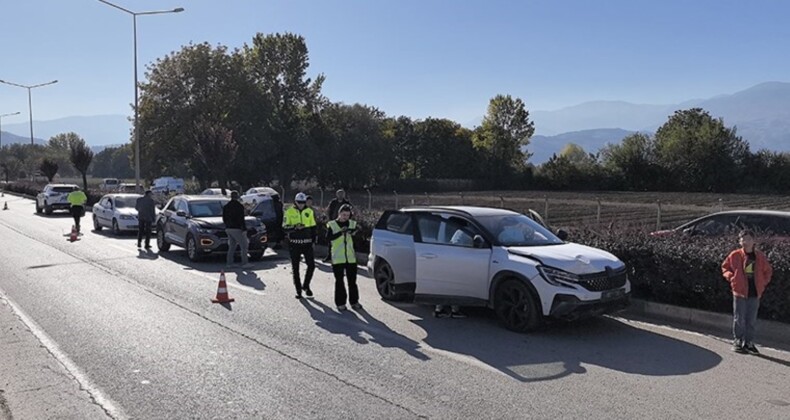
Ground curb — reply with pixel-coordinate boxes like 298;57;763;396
623;299;790;348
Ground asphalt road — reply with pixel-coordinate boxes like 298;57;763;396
1;193;790;419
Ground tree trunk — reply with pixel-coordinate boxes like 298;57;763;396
81;172;88;192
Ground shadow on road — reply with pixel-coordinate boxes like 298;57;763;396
156;249;289;275
235;270;266;290
136;249;159;260
755;353;790;368
382;303;724;383
301;299;429;361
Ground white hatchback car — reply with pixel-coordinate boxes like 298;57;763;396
241;187;279;206
368;206;631;332
92;193;143;234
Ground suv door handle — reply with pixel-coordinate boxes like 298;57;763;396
419;253;438;259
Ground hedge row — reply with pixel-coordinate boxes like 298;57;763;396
571;228;790;324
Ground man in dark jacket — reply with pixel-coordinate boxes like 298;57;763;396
135;190;157;249
223;191;250;268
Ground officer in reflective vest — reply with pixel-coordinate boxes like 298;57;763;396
67;187;88;233
325;204;361;311
283;192;317;299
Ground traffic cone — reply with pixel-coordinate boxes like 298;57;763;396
211;271;235;303
2;201;7;210
69;225;78;242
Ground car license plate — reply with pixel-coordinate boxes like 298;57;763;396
602;288;625;300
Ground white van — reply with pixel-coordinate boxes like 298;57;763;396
150;177;185;194
100;178;120;191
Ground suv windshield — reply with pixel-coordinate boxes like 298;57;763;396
476;214;563;247
188;200;229;217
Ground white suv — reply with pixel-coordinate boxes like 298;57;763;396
36;184;79;215
368;206;630;332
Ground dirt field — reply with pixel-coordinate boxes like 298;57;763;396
349;190;790;231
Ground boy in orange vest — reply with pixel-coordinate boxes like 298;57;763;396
721;230;773;354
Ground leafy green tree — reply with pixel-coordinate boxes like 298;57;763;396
472;95;535;182
39;158;59;182
1;156;22;182
91;145;134;179
413;118;479;179
600;133;662;190
63;133;93;191
244;32;324;190
191;119;238;189
654;108;749;192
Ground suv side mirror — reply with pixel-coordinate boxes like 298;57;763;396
472;234;487;249
176;210;187;217
556;229;568;241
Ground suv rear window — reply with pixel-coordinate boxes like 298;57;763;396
52;186;76;193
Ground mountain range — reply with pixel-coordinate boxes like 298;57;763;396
2;82;790;164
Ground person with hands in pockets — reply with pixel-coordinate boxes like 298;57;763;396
326;204;361;311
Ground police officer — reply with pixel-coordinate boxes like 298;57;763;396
67;187;88;233
283;192;317;299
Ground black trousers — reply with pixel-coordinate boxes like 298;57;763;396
289;243;315;293
137;220;152;246
332;263;358;306
71;206;84;230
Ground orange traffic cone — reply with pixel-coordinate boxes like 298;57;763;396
69;225;78;242
211;271;235;303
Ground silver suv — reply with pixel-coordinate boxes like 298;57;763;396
369;206;630;332
156;195;267;262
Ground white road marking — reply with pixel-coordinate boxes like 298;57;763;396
0;290;126;420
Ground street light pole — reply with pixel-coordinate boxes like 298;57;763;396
97;0;184;191
0;112;22;150
0;80;58;145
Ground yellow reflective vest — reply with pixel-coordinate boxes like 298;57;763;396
283;206;316;244
67;190;87;207
327;220;357;265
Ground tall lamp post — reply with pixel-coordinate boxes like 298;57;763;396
0;80;58;145
0;111;21;150
97;0;184;191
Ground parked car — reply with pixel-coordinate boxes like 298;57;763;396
241;187;279;206
650;210;790;239
117;183;144;194
155;195;267;262
92;193;143;234
99;178;121;191
150;177;185;195
249;196;283;245
200;188;228;196
36;184;79;215
369;206;630;332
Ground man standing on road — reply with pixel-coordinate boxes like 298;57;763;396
223;191;251;268
283;192;317;299
135;190;156;249
323;189;351;262
67;187;88;233
722;230;773;355
326;204;362;311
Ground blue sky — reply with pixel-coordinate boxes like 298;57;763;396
1;0;789;127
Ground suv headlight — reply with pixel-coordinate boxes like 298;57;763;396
119;214;136;220
197;227;219;234
538;266;580;287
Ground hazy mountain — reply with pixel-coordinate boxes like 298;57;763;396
526;128;638;164
0;131;46;146
2;115;130;147
531;102;671;136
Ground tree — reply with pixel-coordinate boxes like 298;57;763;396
600;133;662;190
413;118;480;179
91;145;134;179
1;156;22;183
191;119;238;189
472;95;535;183
39;158;59;182
654;108;749;192
63;133;94;191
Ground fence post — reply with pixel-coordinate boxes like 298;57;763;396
718;198;723;212
544;195;549;224
366;188;372;210
425;192;430;205
596;198;601;228
319;187;325;208
459;192;464;205
499;196;505;208
656;200;662;231
279;186;286;200
394;190;399;209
